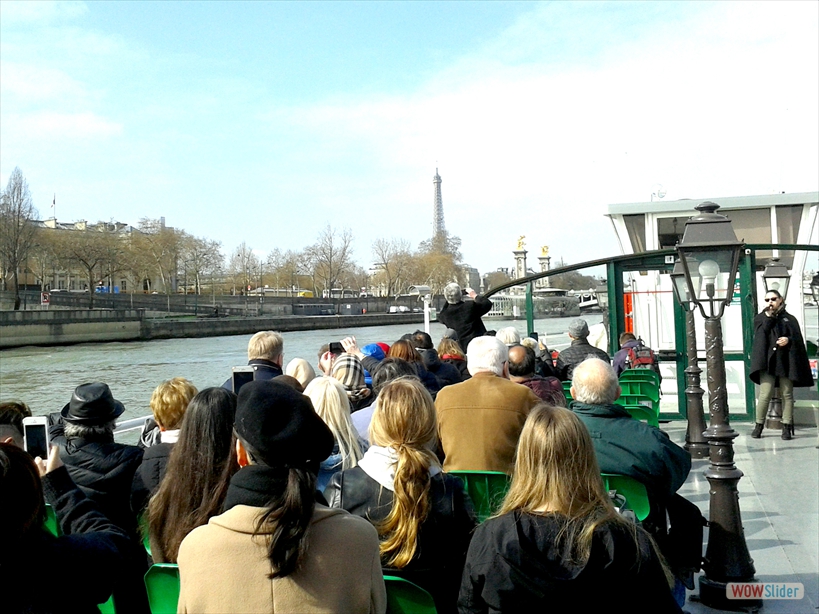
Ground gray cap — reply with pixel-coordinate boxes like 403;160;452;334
567;318;589;338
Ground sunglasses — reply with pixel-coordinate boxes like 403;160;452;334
765;297;779;302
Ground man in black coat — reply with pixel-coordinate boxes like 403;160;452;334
221;330;285;391
412;330;462;387
555;318;611;381
436;283;492;353
749;290;813;439
51;382;149;613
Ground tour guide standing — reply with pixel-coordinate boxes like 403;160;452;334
437;283;492;353
749;289;813;440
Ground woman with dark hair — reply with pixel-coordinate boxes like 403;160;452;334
749;289;813;440
459;404;680;613
325;377;476;613
148;387;239;563
387;339;441;395
1;442;129;613
177;380;386;613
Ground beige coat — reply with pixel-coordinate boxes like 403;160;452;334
435;372;540;473
177;504;386;614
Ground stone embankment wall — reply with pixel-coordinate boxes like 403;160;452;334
0;310;143;348
0;310;425;348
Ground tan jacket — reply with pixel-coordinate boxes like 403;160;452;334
177;504;386;614
435;372;540;473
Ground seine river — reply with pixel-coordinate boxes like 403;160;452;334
0;315;602;432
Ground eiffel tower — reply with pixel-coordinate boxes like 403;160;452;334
433;168;445;238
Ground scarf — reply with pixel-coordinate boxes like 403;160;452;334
223;464;290;510
357;444;441;492
331;355;372;403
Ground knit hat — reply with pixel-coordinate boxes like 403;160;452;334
331;354;372;403
285;357;316;388
234;380;333;467
567;318;589;339
375;342;390;355
61;383;125;425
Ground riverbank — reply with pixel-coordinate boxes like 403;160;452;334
0;309;425;349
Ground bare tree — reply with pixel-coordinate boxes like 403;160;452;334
135;218;182;293
51;226;109;309
228;242;259;294
304;226;354;295
182;235;223;294
371;237;413;296
0;168;39;309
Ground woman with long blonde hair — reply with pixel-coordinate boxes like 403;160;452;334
458;403;680;613
324;377;476;614
304;377;367;491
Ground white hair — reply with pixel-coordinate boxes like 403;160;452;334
495;327;521;346
571;358;620;405
444;283;462;305
467;336;508;377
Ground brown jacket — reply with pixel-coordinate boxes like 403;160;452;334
177;504;386;614
435;372;540;474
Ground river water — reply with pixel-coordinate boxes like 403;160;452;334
0;315;602;428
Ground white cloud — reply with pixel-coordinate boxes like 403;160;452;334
0;1;88;25
10;112;123;140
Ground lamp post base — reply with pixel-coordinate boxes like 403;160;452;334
699;576;762;612
684;440;710;458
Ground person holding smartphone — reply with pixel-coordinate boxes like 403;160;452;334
749;290;813;440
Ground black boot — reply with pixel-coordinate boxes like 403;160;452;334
751;423;763;438
781;423;792;440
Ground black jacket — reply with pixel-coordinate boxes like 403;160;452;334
459;511;681;614
58;437;144;536
419;348;463;387
324;467;477;614
437;296;493;353
220;358;283;391
556;339;611;381
130;442;174;515
749;308;813;387
3;466;130;614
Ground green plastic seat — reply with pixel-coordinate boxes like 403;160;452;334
447;470;510;523
619;403;660;428
43;503;60;537
98;595;116;614
144;564;180;614
138;511;151;557
618;380;660;404
619;368;660;387
615;394;659;415
562;380;573;403
601;473;651;522
384;575;437;614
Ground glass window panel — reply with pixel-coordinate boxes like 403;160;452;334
725;208;772;261
624;214;646;253
657;216;686;249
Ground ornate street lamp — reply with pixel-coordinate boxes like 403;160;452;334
676;202;759;610
670;257;709;459
761;257;790;299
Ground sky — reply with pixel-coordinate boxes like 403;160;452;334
1;1;818;276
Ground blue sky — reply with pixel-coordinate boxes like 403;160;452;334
2;1;817;275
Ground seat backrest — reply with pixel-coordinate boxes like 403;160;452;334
383;575;438;614
615;394;659;414
562;380;573;402
601;474;651;522
43;503;60;537
138;511;151;556
144;564;180;614
619;368;659;386
619;404;659;428
447;470;510;523
618;379;660;403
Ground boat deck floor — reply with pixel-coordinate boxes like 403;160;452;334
659;421;819;613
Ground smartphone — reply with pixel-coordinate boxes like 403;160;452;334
231;366;255;394
329;341;344;355
23;416;50;459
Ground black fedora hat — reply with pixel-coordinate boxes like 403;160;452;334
61;383;125;425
